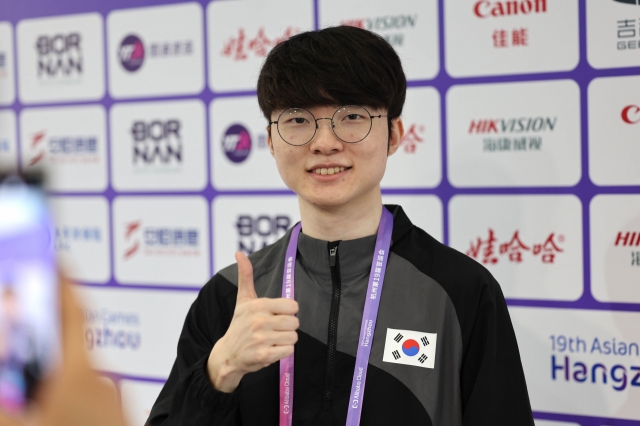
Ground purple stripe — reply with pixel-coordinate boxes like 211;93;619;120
279;223;301;426
345;207;393;426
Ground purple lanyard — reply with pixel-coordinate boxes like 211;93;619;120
279;207;394;426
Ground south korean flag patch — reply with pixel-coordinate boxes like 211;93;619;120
382;328;437;369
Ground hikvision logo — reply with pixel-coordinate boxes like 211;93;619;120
468;117;557;134
27;130;99;166
341;15;417;47
615;231;640;246
622;105;640;124
474;0;547;18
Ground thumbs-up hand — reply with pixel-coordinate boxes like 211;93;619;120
207;252;299;392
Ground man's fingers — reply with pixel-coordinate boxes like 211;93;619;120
271;314;299;331
266;345;295;363
259;298;298;315
270;331;298;346
235;252;257;302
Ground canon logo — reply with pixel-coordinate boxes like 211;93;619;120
474;0;547;18
621;105;640;124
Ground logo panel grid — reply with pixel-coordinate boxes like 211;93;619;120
0;0;638;423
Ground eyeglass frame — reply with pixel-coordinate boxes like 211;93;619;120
268;105;388;147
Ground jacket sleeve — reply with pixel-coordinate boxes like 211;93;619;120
460;276;534;426
146;274;241;426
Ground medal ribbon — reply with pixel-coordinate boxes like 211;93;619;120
279;207;394;426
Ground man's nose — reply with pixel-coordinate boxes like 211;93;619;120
309;118;342;153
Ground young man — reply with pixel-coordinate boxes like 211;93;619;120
147;26;534;425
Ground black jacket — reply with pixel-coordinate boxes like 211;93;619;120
147;205;534;426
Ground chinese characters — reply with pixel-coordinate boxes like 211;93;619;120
466;228;564;264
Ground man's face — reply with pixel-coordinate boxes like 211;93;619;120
267;105;403;209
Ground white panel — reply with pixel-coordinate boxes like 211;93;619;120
534;421;580;426
0;21;15;105
20;105;108;192
120;380;164;426
0;109;17;172
590;195;640;303
79;287;196;378
110;99;207;191
207;0;314;92
113;196;210;286
587;0;640;69
447;80;581;188
382;87;441;189
319;0;439;81
50;196;110;284
589;76;640;186
449;195;583;300
445;0;579;77
212;195;300;272
210;96;286;190
511;307;640;420
107;3;205;98
382;194;443;243
17;13;104;103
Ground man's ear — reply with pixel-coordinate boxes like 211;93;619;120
387;117;404;157
266;124;275;156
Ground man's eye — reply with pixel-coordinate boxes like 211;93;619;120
345;114;364;121
293;117;308;124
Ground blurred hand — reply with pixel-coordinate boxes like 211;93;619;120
207;252;299;392
0;276;127;426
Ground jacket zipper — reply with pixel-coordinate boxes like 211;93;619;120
323;242;341;412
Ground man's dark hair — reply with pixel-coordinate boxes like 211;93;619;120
257;26;407;135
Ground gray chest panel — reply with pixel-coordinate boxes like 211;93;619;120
217;236;463;426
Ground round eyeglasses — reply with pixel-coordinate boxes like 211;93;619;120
269;105;387;146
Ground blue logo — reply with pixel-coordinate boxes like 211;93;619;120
222;124;252;163
119;35;145;72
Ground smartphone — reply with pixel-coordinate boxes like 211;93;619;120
0;174;59;414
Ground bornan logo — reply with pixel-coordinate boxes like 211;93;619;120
27;130;99;166
466;228;565;264
223;124;251;163
123;220;200;260
131;119;182;166
474;0;547;18
341;14;418;47
237;214;290;255
36;33;82;80
119;34;145;72
622;105;640;124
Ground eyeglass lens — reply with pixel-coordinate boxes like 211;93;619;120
277;106;373;146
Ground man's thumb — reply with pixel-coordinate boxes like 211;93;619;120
235;251;257;301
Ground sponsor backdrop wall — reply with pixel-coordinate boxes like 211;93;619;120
0;0;639;425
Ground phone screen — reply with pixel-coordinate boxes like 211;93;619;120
0;175;59;413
